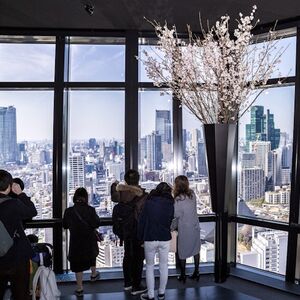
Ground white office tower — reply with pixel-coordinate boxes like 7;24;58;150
240;167;265;201
250;141;271;178
265;186;290;205
200;241;215;262
97;242;124;268
106;161;125;181
69;153;86;191
240;228;288;275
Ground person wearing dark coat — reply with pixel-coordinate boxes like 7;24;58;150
63;187;101;297
138;182;174;300
111;169;148;296
0;170;37;300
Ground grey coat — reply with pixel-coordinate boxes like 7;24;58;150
174;192;200;259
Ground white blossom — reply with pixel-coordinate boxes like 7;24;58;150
138;7;285;124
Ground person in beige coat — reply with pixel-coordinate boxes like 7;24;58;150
173;175;201;283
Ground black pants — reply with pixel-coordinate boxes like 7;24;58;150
0;260;30;300
123;239;144;289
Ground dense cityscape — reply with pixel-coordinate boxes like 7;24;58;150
0;103;291;274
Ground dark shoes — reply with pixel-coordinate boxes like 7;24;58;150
74;289;83;297
158;293;165;300
177;275;186;283
131;284;148;295
90;271;100;282
189;271;200;281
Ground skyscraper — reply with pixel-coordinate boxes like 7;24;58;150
69;153;86;191
197;141;208;176
245;106;280;151
240;167;265;201
155;110;171;144
0;106;17;163
146;132;162;170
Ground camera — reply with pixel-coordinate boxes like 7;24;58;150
84;3;94;16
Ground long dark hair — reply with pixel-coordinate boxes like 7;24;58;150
73;187;88;204
173;175;193;199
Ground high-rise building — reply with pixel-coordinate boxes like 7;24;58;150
264;109;280;150
240;229;288;275
155;110;171;144
240;167;265;201
89;138;97;150
146;132;162;170
245;106;280;151
252;229;288;275
191;128;202;150
250;141;271;178
265;186;290;205
197;141;208;176
69;153;86;191
139;137;147;165
0;106;17;163
241;153;256;168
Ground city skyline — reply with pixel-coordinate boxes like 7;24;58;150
0;37;296;142
0;37;296;274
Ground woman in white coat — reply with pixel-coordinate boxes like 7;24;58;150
173;175;201;283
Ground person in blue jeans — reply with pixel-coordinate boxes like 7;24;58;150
138;182;174;300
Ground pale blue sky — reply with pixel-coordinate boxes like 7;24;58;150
0;37;296;142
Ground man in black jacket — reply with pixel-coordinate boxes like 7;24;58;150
0;170;37;300
111;169;148;296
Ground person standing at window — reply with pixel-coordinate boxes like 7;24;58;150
111;169;148;296
63;187;101;297
138;182;174;300
173;175;200;283
0;170;37;300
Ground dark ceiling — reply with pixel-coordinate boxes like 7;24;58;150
0;0;300;32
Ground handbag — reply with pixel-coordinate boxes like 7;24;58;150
169;231;178;253
73;208;103;242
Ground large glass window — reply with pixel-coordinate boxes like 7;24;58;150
0;37;55;81
183;108;212;214
0;91;54;220
68;37;125;82
200;222;215;263
237;86;294;222
138;90;174;188
237;224;288;275
251;35;296;79
67;90;125;217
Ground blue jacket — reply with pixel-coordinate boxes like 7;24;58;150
137;193;174;242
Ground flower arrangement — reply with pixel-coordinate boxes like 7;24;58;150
139;5;285;124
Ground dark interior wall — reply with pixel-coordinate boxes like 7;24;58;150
0;0;300;32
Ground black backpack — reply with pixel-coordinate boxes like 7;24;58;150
31;243;53;268
112;200;137;242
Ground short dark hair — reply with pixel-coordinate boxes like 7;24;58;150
73;187;88;204
13;177;25;191
0;170;13;192
124;169;140;186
